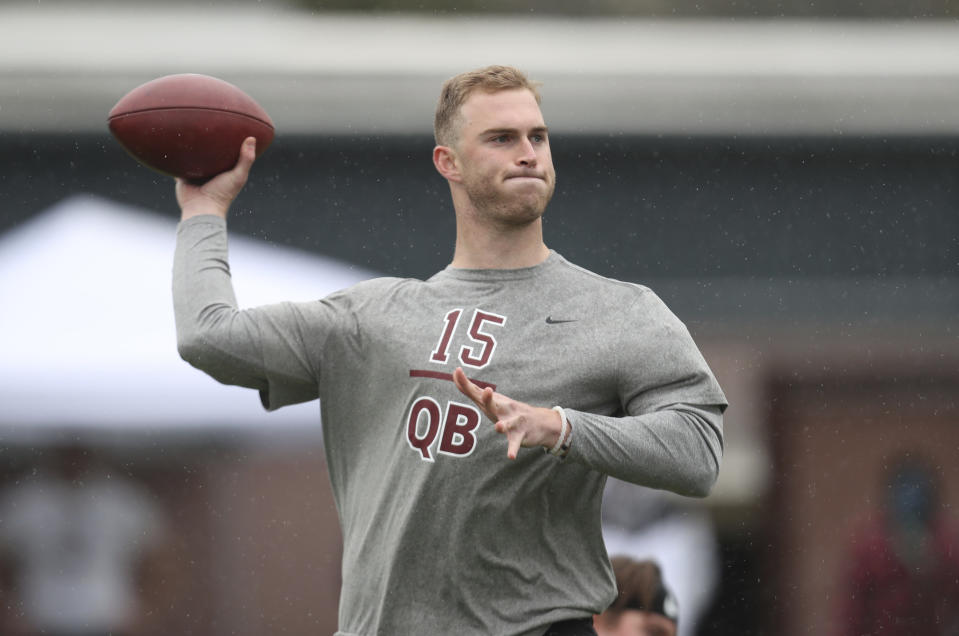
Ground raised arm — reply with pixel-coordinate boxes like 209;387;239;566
172;137;329;410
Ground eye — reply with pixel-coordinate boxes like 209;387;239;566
491;134;511;144
530;133;546;143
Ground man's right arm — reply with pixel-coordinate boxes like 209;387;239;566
172;138;329;409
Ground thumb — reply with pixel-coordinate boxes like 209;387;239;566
224;137;257;186
236;136;257;172
207;137;257;202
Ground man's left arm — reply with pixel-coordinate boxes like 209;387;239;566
454;292;726;498
564;403;723;497
570;291;726;495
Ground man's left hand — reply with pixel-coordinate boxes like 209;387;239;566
452;367;562;459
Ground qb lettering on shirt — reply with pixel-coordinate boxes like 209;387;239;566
406;308;507;462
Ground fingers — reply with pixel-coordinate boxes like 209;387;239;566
453;367;492;408
479;387;495;412
452;367;478;400
493;419;525;460
451;367;521;459
453;368;503;427
507;434;523;460
504;424;524;460
177;137;257;220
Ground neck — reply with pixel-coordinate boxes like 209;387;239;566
451;214;550;269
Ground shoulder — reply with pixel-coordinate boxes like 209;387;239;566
327;275;424;300
551;256;696;349
323;276;430;316
552;254;669;314
553;254;653;295
341;276;419;296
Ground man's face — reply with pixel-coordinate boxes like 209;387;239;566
450;88;556;226
596;610;678;636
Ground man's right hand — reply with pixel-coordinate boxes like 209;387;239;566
175;136;257;220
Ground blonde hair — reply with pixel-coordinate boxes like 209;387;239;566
433;65;542;147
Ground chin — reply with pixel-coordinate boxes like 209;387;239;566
464;181;553;224
503;204;548;226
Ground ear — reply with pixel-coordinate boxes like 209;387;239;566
433;145;462;183
591;614;608;635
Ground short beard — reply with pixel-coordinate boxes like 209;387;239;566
463;176;555;228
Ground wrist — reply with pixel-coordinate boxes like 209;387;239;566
181;201;229;221
175;179;232;221
547;406;572;458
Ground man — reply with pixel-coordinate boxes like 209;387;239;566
0;444;168;636
172;65;726;636
593;557;680;636
833;453;959;636
601;478;719;636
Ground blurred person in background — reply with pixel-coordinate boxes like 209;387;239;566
0;443;168;636
593;556;679;636
833;451;959;636
600;478;718;636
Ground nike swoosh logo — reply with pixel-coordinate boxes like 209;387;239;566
545;316;577;324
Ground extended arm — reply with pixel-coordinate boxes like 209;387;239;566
454;293;726;498
454;371;722;497
567;295;725;496
565;404;722;498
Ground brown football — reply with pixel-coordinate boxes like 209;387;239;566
108;73;274;180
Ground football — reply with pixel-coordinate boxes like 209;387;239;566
108;73;274;180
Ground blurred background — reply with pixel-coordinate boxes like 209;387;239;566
1;1;957;634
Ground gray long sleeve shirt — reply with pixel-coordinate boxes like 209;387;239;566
173;215;727;636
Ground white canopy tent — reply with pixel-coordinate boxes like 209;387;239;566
0;194;377;443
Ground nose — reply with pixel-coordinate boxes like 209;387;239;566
516;137;538;166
